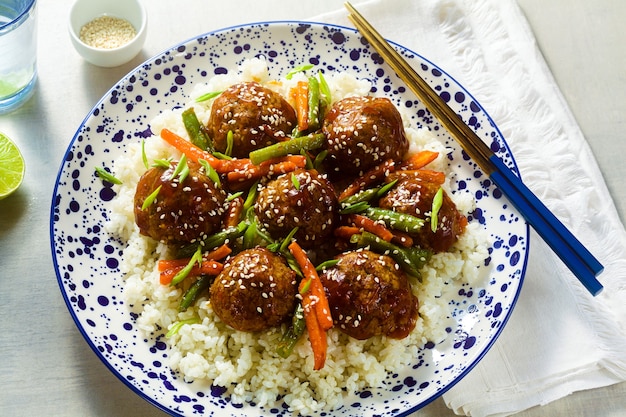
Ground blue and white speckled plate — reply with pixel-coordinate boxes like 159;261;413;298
50;22;528;417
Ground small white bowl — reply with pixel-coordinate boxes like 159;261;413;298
69;0;147;68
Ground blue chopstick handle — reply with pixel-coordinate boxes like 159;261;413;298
488;155;604;296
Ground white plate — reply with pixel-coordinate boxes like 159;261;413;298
51;21;528;416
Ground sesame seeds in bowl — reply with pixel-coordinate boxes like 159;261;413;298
68;0;147;67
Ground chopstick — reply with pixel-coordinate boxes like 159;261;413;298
345;2;604;296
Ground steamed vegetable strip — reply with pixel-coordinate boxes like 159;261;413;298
160;128;221;167
182;107;213;152
226;155;307;183
347;214;394;242
224;196;244;228
390;230;414;248
289;242;333;331
391;169;446;185
350;231;431;278
334;225;362;240
276;302;306;358
400;150;438;170
364;207;425;234
158;244;232;272
288;241;333;370
338;159;396;201
177;223;247;258
292;80;310;132
179;275;213;312
160;260;224;286
306;76;321;132
248;134;325;165
302;293;327;370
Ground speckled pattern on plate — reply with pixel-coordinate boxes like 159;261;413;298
50;21;528;417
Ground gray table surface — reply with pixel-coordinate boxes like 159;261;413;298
1;0;624;416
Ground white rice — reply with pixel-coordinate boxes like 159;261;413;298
105;58;490;415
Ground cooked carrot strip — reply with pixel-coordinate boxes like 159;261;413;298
226;155;306;183
400;150;439;170
203;244;232;262
224;196;244;228
290;241;333;331
390;169;446;185
348;214;394;242
158;244;232;271
390;230;414;247
302;294;327;370
160;260;224;285
160;129;221;168
288;241;333;369
334;225;361;240
291;80;309;132
338;159;396;201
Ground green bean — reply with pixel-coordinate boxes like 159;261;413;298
248;133;325;165
350;231;431;279
340;188;380;206
307;76;321;131
179;275;213;312
317;70;331;106
182;107;214;152
276;302;306;358
176;222;247;258
364;207;425;234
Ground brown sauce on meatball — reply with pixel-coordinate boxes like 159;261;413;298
134;161;227;245
206;82;297;158
320;250;419;340
255;168;338;248
379;172;467;252
322;96;408;178
210;248;297;332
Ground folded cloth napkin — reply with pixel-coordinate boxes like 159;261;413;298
313;0;626;416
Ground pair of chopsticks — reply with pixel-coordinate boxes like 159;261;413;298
345;2;604;295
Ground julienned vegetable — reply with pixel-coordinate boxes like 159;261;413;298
276;302;306;358
288;241;333;370
182;107;214;152
248;133;325;165
350;231;431;279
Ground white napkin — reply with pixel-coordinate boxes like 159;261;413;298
313;1;626;416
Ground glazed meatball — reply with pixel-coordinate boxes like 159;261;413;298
378;172;467;252
210;248;297;332
255;169;338;248
320;250;418;340
134;160;227;245
322;96;408;177
206;82;297;158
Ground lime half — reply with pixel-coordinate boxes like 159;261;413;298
0;132;25;199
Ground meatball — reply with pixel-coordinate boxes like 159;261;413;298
319;250;419;340
134;160;227;245
255;169;338;248
210;248;297;332
206;82;297;158
378;172;467;252
322;96;408;177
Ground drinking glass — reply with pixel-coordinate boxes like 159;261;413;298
0;0;37;114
